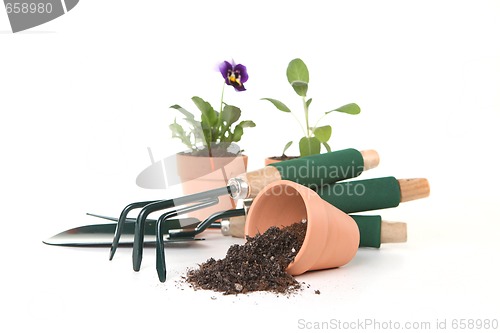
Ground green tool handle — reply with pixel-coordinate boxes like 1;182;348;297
352;215;383;248
225;214;405;248
240;148;379;199
352;215;408;248
223;214;382;243
271;148;365;185
317;176;402;213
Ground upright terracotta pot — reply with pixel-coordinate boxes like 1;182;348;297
264;156;298;166
176;153;248;221
264;157;280;166
245;180;359;275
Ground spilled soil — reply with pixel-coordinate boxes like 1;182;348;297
185;221;307;295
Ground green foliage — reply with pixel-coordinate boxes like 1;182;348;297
260;98;291;113
299;137;321;157
282;141;293;156
170;97;255;154
262;58;360;157
327;103;361;115
287;58;309;96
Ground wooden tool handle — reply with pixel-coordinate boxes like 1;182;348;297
398;178;430;202
241;166;282;199
239;149;378;199
360;149;380;170
228;216;246;238
381;221;407;243
227;215;407;247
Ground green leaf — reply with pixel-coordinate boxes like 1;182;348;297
291;81;308;97
261;98;291;113
323;141;332;152
299;136;321;157
200;114;212;145
170;104;195;120
192;96;218;126
286;58;309;85
177;113;202;135
326;103;361;115
192;125;206;145
313;125;332;143
282;141;293;156
238;120;256;128
219;131;232;143
221;105;241;126
306;98;312;108
169;121;192;148
232;125;244;142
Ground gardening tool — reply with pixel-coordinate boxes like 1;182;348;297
244;180;425;275
42;213;222;246
153;175;427;281
111;148;380;273
42;212;403;248
316;177;430;212
222;213;407;249
221;176;429;238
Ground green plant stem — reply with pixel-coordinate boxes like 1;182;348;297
312;113;327;131
219;81;226;116
290;110;307;137
207;141;212;157
217;81;227;142
303;96;310;137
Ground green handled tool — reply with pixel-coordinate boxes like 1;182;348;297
316;177;430;213
122;170;426;281
43;214;404;249
42;215;211;246
352;215;407;248
222;214;406;248
111;148;380;272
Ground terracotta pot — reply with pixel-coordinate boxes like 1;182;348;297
264;156;299;166
244;180;359;275
176;153;248;220
264;157;280;166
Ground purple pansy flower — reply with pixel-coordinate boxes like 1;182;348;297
219;60;248;91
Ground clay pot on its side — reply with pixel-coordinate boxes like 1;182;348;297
176;153;248;221
244;180;359;275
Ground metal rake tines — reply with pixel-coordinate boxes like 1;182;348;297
154;199;220;282
156;207;246;282
109;200;162;260
110;185;235;272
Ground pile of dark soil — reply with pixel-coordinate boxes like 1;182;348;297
185;221;307;295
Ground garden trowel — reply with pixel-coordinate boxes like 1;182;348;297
43;214;217;246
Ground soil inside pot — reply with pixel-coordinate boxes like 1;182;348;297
267;154;299;161
185;221;307;295
181;144;242;157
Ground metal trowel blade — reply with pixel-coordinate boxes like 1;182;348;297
43;218;202;246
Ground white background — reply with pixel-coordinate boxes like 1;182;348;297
1;1;499;332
